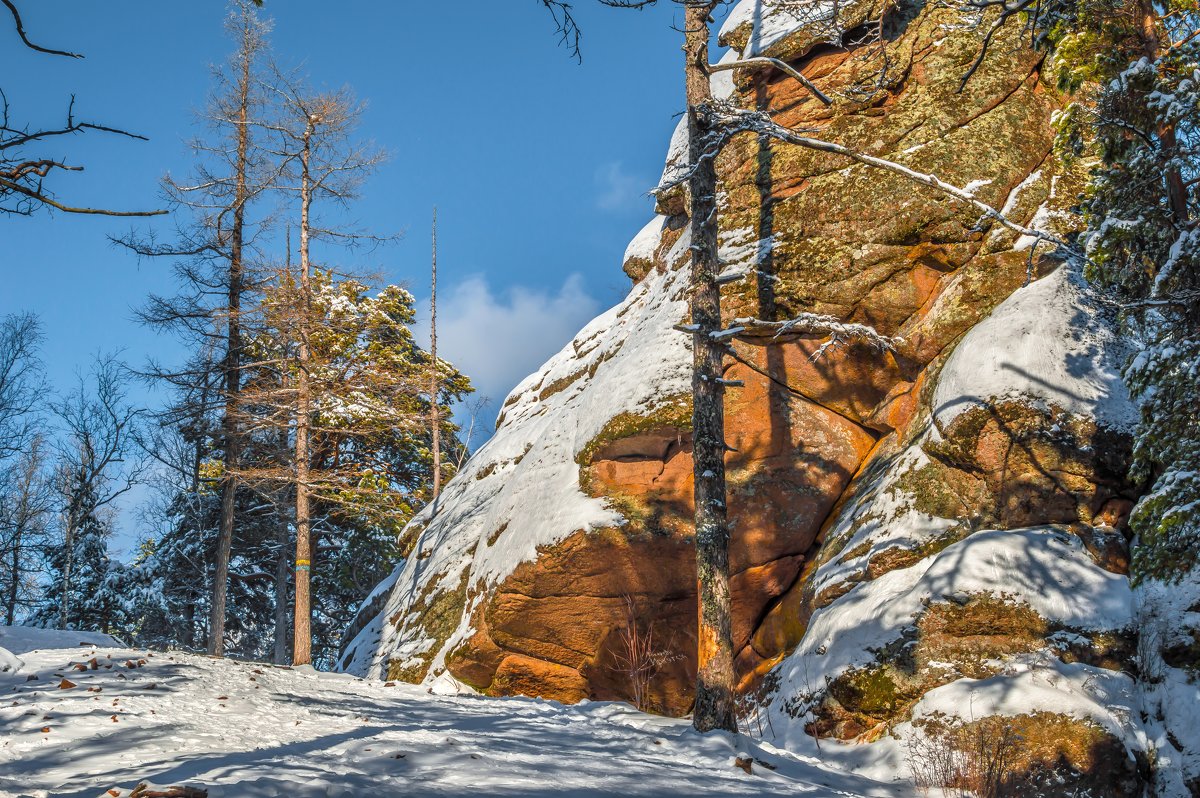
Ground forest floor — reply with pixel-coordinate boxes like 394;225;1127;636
0;626;908;798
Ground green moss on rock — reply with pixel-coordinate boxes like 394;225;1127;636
385;571;469;684
575;394;693;468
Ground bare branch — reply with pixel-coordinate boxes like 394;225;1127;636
731;313;896;357
708;56;833;105
1;0;83;58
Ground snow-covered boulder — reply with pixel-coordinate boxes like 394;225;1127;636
0;625;121;655
0;646;23;676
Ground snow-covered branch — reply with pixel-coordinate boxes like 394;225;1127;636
731;313;896;358
708;57;833;106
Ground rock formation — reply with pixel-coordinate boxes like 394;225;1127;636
342;0;1158;792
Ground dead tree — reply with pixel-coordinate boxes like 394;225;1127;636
51;355;144;629
681;0;739;734
116;0;275;656
0;1;163;217
539;0;1063;734
430;207;442;504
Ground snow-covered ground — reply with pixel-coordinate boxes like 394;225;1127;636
0;627;908;798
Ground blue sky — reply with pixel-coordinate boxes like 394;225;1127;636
0;0;718;550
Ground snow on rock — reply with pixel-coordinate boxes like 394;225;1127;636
718;0;882;60
656;51;740;198
622;215;670;281
932;262;1137;433
763;525;1134;753
905;657;1143;747
742;258;1144;782
0;637;907;798
0;625;120;654
623;215;669;266
659;117;690;192
340;240;694;681
0;646;22;675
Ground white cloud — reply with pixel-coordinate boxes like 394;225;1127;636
594;160;650;213
414;273;603;438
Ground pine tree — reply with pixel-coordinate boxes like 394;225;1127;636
1030;0;1200;580
34;474;122;633
241;267;471;665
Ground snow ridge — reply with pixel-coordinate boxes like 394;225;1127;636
933;262;1138;432
341;239;694;680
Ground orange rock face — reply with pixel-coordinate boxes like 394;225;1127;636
446;340;879;712
373;2;1139;720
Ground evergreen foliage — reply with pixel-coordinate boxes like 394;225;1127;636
1039;0;1200;580
32;474;124;634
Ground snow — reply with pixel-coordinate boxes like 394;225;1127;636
659;117;690;190
0;646;22;675
1133;570;1200;795
756;514;1137;780
802;442;957;596
903;656;1146;754
932;262;1138;432
0;636;909;798
782;526;1133;695
961;178;992;196
997;169;1042;218
623;215;668;267
0;625;120;655
711;49;740;101
341;233;695;681
1013;203;1075;251
718;226;775;276
720;0;845;58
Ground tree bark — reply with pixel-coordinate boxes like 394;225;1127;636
685;0;737;734
1139;3;1190;226
6;526;19;626
60;511;75;629
292;117;316;667
273;513;290;664
208;9;254;657
430;207;441;505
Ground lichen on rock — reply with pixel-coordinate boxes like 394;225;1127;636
342;0;1155;790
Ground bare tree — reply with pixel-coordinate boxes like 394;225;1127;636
0;312;52;625
0;434;54;625
0;313;45;466
0;1;164;217
50;354;145;629
117;0;275;656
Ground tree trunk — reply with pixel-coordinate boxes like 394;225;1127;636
6;526;19;626
1139;4;1190;225
60;512;75;629
273;513;291;664
430;207;442;505
208;11;254;657
182;601;195;650
685;0;737;734
292;119;316;667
